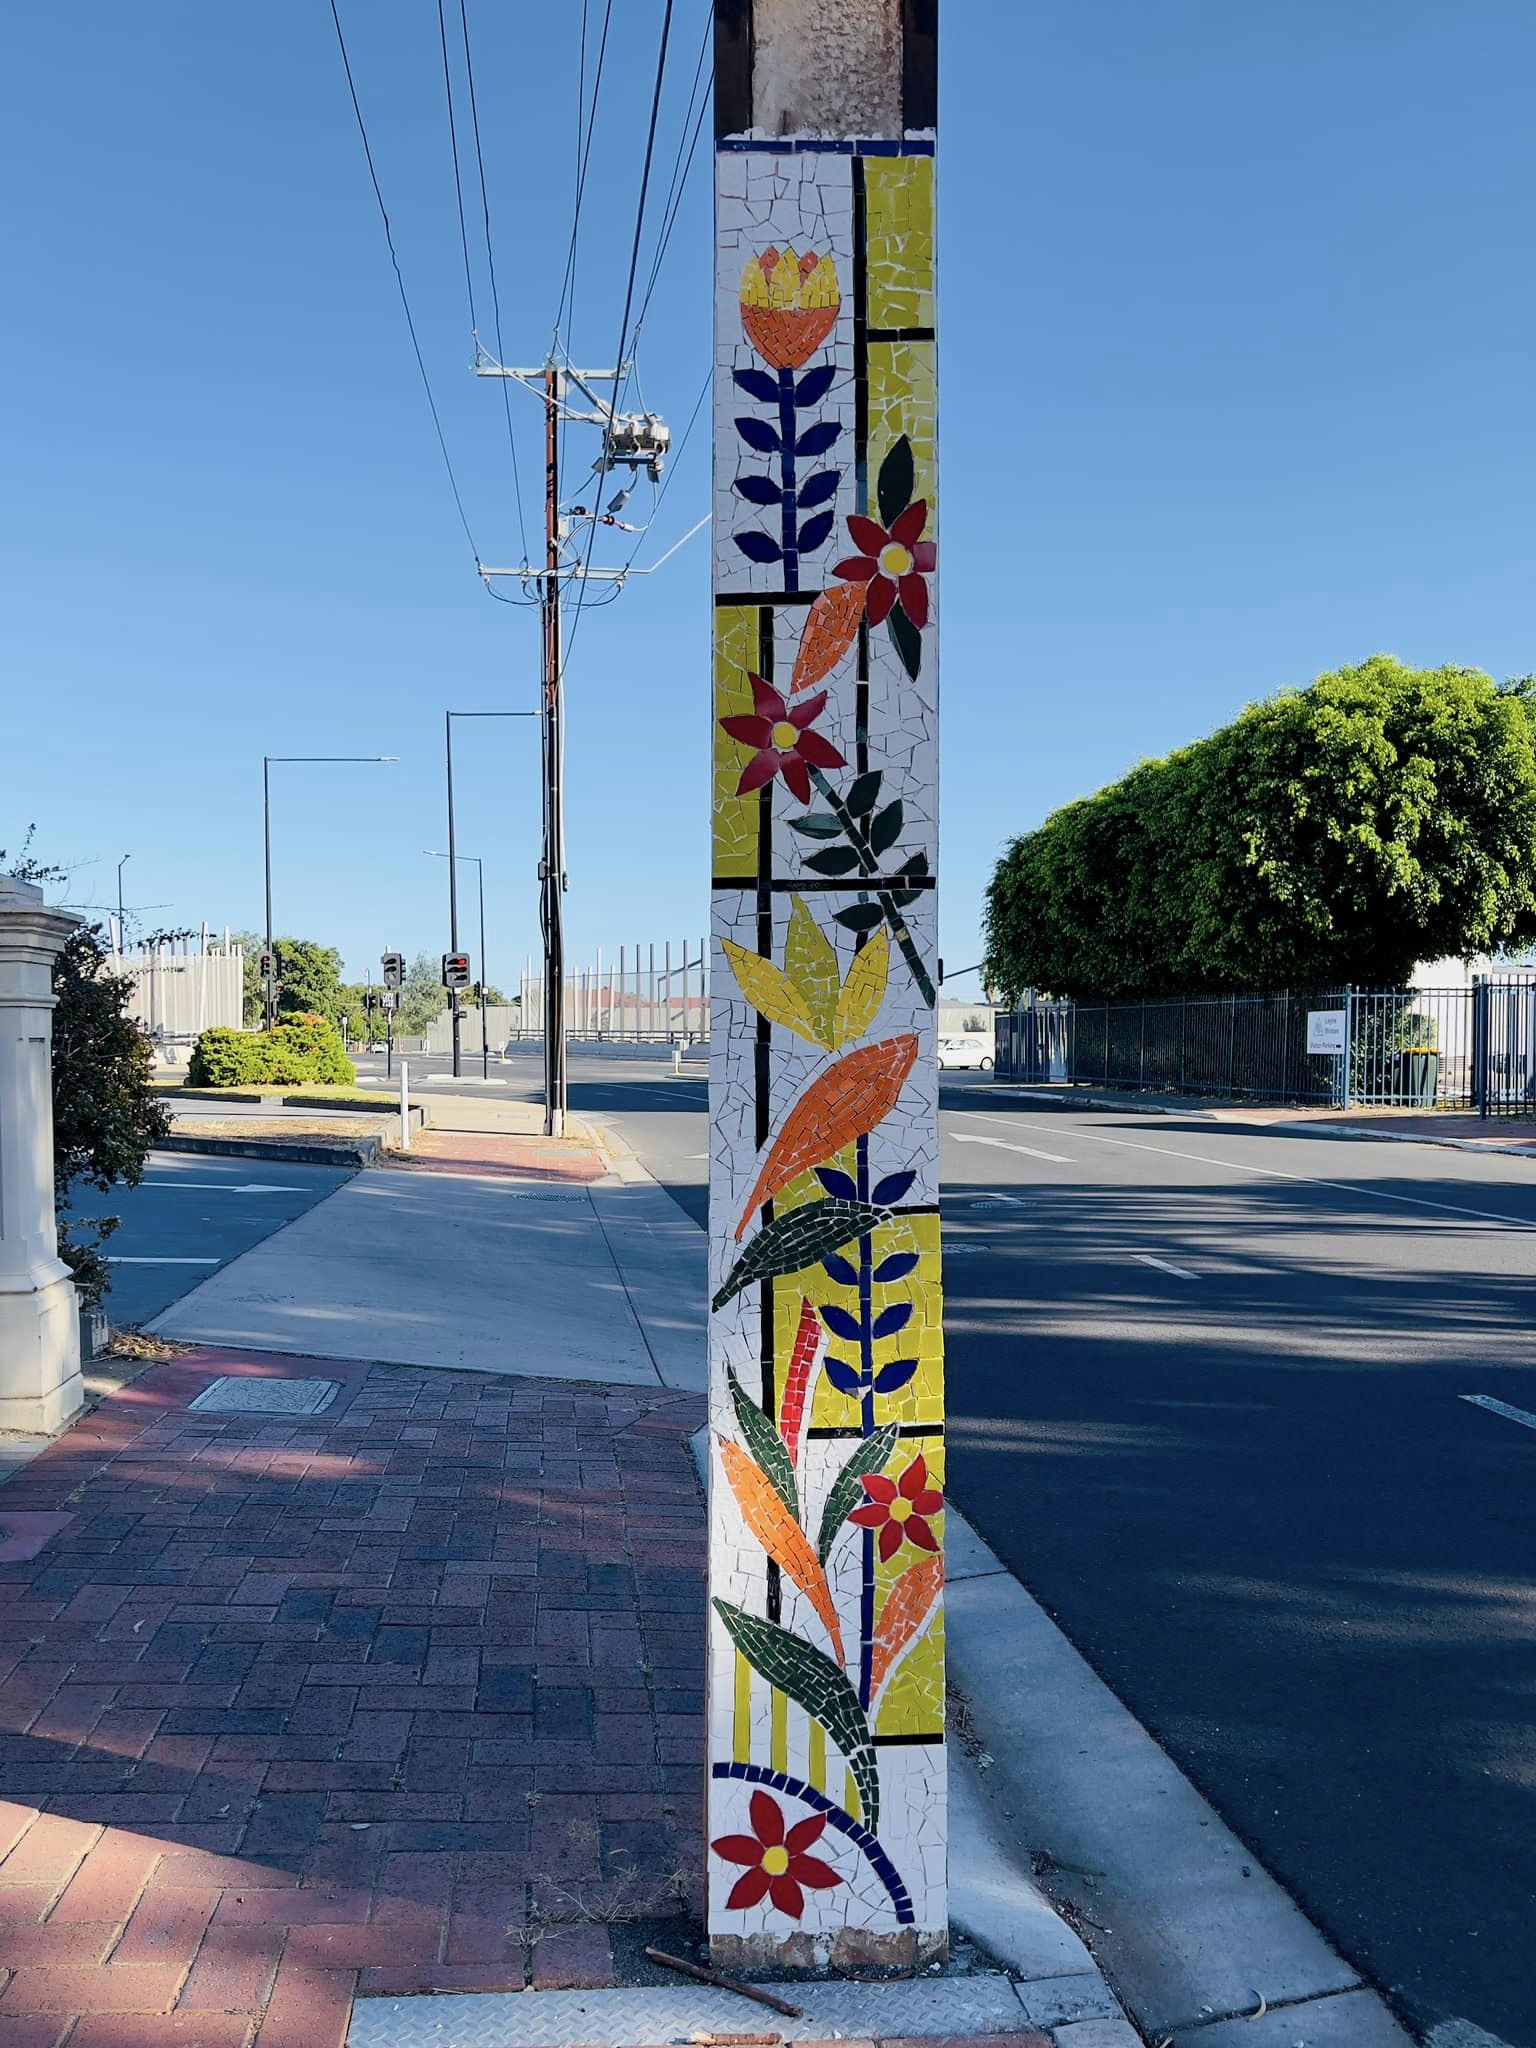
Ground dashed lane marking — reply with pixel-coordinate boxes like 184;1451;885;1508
1134;1253;1200;1280
951;1131;1070;1165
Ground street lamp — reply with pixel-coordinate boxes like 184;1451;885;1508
443;711;536;1079
262;755;397;1029
425;850;490;1079
116;854;131;953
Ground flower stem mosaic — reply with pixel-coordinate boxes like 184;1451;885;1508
710;123;943;1964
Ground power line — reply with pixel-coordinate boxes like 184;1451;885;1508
327;0;480;562
555;0;614;351
457;0;530;564
633;3;712;340
563;0;676;666
436;0;478;332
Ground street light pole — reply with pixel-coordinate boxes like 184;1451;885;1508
263;758;274;1029
445;711;462;1077
424;849;489;1078
441;711;537;1078
116;854;131;955
261;755;397;1031
477;859;489;1079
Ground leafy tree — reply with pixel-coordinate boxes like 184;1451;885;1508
397;951;450;1035
2;836;169;1306
231;931;346;1028
985;657;1536;1000
50;925;171;1306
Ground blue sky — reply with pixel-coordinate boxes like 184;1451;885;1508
4;2;1532;997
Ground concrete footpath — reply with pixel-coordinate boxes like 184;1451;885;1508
0;1110;1417;2046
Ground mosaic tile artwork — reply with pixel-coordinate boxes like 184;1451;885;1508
709;127;944;1963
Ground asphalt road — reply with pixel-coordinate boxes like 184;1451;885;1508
936;1091;1536;2048
97;1152;354;1326
183;1048;1536;2039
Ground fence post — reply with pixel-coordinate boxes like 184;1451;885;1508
1138;1000;1146;1089
1342;985;1354;1109
1472;974;1487;1118
1179;995;1187;1092
1226;995;1236;1095
1280;993;1291;1102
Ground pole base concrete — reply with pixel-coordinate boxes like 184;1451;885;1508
710;1927;947;1972
0;1273;85;1435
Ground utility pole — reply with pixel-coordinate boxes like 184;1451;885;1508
705;0;942;1970
541;367;567;1136
474;363;671;1139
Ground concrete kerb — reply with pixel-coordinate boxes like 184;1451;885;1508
154;1131;382;1167
990;1086;1221;1121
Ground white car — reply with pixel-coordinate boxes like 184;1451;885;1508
936;1035;993;1072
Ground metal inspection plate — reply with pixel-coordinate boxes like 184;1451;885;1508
189;1376;340;1415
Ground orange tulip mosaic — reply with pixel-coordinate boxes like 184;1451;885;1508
709;132;943;1965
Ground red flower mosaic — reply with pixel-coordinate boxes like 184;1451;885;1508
720;672;846;804
713;1789;844;1917
849;1452;942;1562
833;501;935;629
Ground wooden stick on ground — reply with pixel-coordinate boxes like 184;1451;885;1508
643;1947;804;2019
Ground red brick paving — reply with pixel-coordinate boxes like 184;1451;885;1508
388;1131;608;1181
0;1347;706;2046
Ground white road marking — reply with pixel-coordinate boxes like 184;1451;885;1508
1460;1394;1536;1433
957;1113;1536;1231
107;1256;221;1265
951;1131;1070;1165
141;1182;306;1194
1134;1253;1200;1280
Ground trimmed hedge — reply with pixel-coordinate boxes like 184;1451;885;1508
188;1015;355;1089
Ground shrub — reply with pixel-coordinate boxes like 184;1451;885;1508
52;925;172;1307
188;1017;355;1089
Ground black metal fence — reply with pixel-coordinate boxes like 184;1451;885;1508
993;980;1536;1116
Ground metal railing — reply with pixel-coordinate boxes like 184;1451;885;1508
994;979;1536;1116
515;938;710;1044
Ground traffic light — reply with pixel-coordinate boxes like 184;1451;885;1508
442;952;471;990
258;951;274;981
381;951;404;988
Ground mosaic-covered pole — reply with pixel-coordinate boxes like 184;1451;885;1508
708;0;943;1969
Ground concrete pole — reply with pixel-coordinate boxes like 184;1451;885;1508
707;0;942;1969
0;875;85;1434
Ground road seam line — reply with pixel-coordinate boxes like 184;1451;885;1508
957;1111;1536;1230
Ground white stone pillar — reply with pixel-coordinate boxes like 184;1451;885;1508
0;875;84;1435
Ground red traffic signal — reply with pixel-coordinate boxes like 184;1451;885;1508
442;952;471;990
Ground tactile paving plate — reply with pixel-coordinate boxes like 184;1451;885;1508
189;1375;339;1415
348;1972;1034;2048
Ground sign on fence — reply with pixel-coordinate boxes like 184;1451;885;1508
1306;1009;1348;1055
